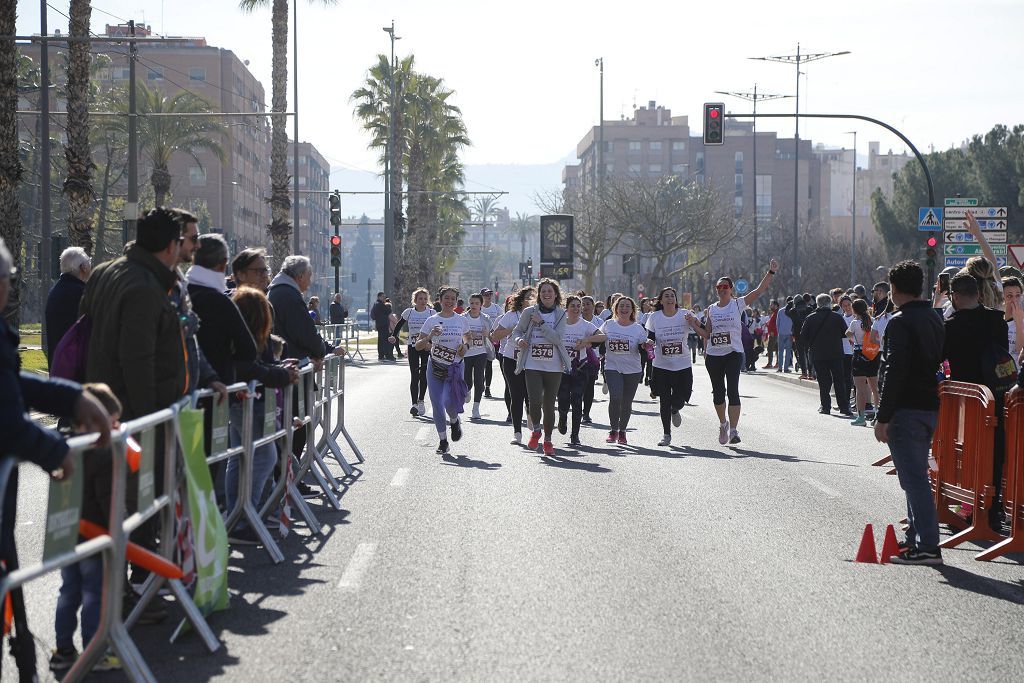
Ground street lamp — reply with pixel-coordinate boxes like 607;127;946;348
715;86;792;279
845;130;857;287
594;57;605;291
382;21;400;299
750;44;850;290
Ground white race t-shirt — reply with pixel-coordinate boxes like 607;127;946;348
561;318;599;368
419;313;469;367
600;319;648;374
645;309;693;371
705;296;747;356
481;302;504;321
401;306;434;346
842;313;856;355
524;308;564;373
598;309;612;322
462;311;492;358
874;312;894;342
496;310;521;360
847;317;873;351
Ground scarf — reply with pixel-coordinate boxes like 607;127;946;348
186;264;228;292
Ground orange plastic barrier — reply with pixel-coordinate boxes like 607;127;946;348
930;381;1002;550
78;520;184;580
977;386;1023;561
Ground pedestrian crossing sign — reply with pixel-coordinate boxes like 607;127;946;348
918;207;943;231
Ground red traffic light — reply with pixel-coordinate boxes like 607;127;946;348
709;109;719;119
926;236;938;248
330;235;341;247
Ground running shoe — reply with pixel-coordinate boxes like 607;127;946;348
527;430;541;450
484;388;493;399
605;430;618;444
512;432;522;444
49;647;78;672
409;405;418;416
671;410;682;427
450;419;463;442
850;413;867;426
617;432;627;445
718;422;729;445
569;434;581;445
228;526;263;546
581;415;592;425
889;548;942;566
658;434;672;446
436;440;450;455
542;441;555;456
602;382;609;395
417;401;425;415
472;404;482;420
729;429;741;445
558;413;568;435
506;414;512;424
95;652;123;672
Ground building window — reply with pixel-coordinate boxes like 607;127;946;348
188;67;206;82
606;163;615;175
672;140;685;152
695;152;704;173
628;163;642;175
671;163;688;175
735;152;743;173
649;141;662;152
756;175;772;217
629;141;642;153
112;67;129;80
734;196;743;217
188;166;206;186
649;163;662;174
147;67;163;81
735;173;744;197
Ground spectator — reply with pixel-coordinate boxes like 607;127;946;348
875;260;945;565
44;246;91;366
871;281;891;317
370;291;394;361
942;271;1010;530
786;294;811;378
231;247;271;293
763;300;779;369
329;293;346;325
308;296;321;325
776;297;794;373
800;293;852;416
964;255;1003;310
268;255;336;362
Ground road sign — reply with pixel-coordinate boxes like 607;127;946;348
943;243;1007;256
1010;245;1024;269
735;279;749;294
944;231;1007;243
944;255;1007;269
540;215;574;264
943;206;1008;219
943;218;1007;231
944;198;978;207
918;207;943;230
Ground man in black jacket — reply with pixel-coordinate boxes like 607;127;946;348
875;260;945;565
370;291;394;360
44;246;91;366
801;293;852;415
329;293;346;325
942;270;1010;529
786;295;812;378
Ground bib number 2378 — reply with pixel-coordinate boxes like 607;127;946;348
531;344;553;359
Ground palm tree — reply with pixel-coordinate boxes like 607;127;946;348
62;0;97;254
126;82;225;206
510;211;534;264
239;0;336;268
0;0;24;326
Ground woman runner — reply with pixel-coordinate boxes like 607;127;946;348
846;298;881;426
557;295;606;445
692;259;779;445
599;296;651;446
414;286;471;455
646;287;701;446
462;293;494;420
391;287;434;416
480;288;504;398
491;287;535;443
512;278;573;455
580;295;600;424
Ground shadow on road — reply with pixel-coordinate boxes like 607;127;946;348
539;455;612;473
935;564;1024;604
441;453;502;470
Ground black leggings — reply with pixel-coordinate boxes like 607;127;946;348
484;353;495;389
463;354;487;403
408;346;429;404
502;356;528;431
582;367;596;418
558;371;585;436
652;366;693;434
705;351;742;407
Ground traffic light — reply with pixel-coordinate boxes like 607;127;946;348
925;235;938;268
703;102;724;145
330;234;342;268
329;193;342;227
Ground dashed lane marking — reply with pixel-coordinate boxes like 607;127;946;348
390;468;410;486
415;426;432;443
337;542;377;590
802;476;841;499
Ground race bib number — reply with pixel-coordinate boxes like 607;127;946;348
531;343;554;359
471;331;485;347
608;339;631;354
431;344;456;364
661;342;684;356
710;332;732;348
566;347;580;361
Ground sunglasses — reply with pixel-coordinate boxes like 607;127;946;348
715;283;732;290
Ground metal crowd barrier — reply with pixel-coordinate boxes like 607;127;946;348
323;322;364;362
2;350;363;681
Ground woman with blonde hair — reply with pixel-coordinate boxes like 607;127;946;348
964;255;1003;310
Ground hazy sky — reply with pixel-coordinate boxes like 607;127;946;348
17;0;1024;205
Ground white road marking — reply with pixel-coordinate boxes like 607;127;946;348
337;542;377;590
415;426;432;443
390;468;410;486
802;476;840;499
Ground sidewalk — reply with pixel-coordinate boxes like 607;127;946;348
749;367;819;390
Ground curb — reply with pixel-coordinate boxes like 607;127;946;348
754;369;819;390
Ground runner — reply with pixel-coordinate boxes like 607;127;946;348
580;295;600;424
645;287;701;446
599;296;652;445
414;286;471;455
692;259;779;445
512;278;573;455
639;297;655;389
480;288;504;398
391;287;433;416
557;295;606;445
462;293;494;420
846;298;881;426
491;287;535;443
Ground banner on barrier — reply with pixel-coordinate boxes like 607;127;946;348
43;458;83;561
178;408;229;616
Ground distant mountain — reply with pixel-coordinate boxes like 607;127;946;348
329;154;575;219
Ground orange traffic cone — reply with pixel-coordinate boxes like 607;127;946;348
855;523;878;563
879;524;901;564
